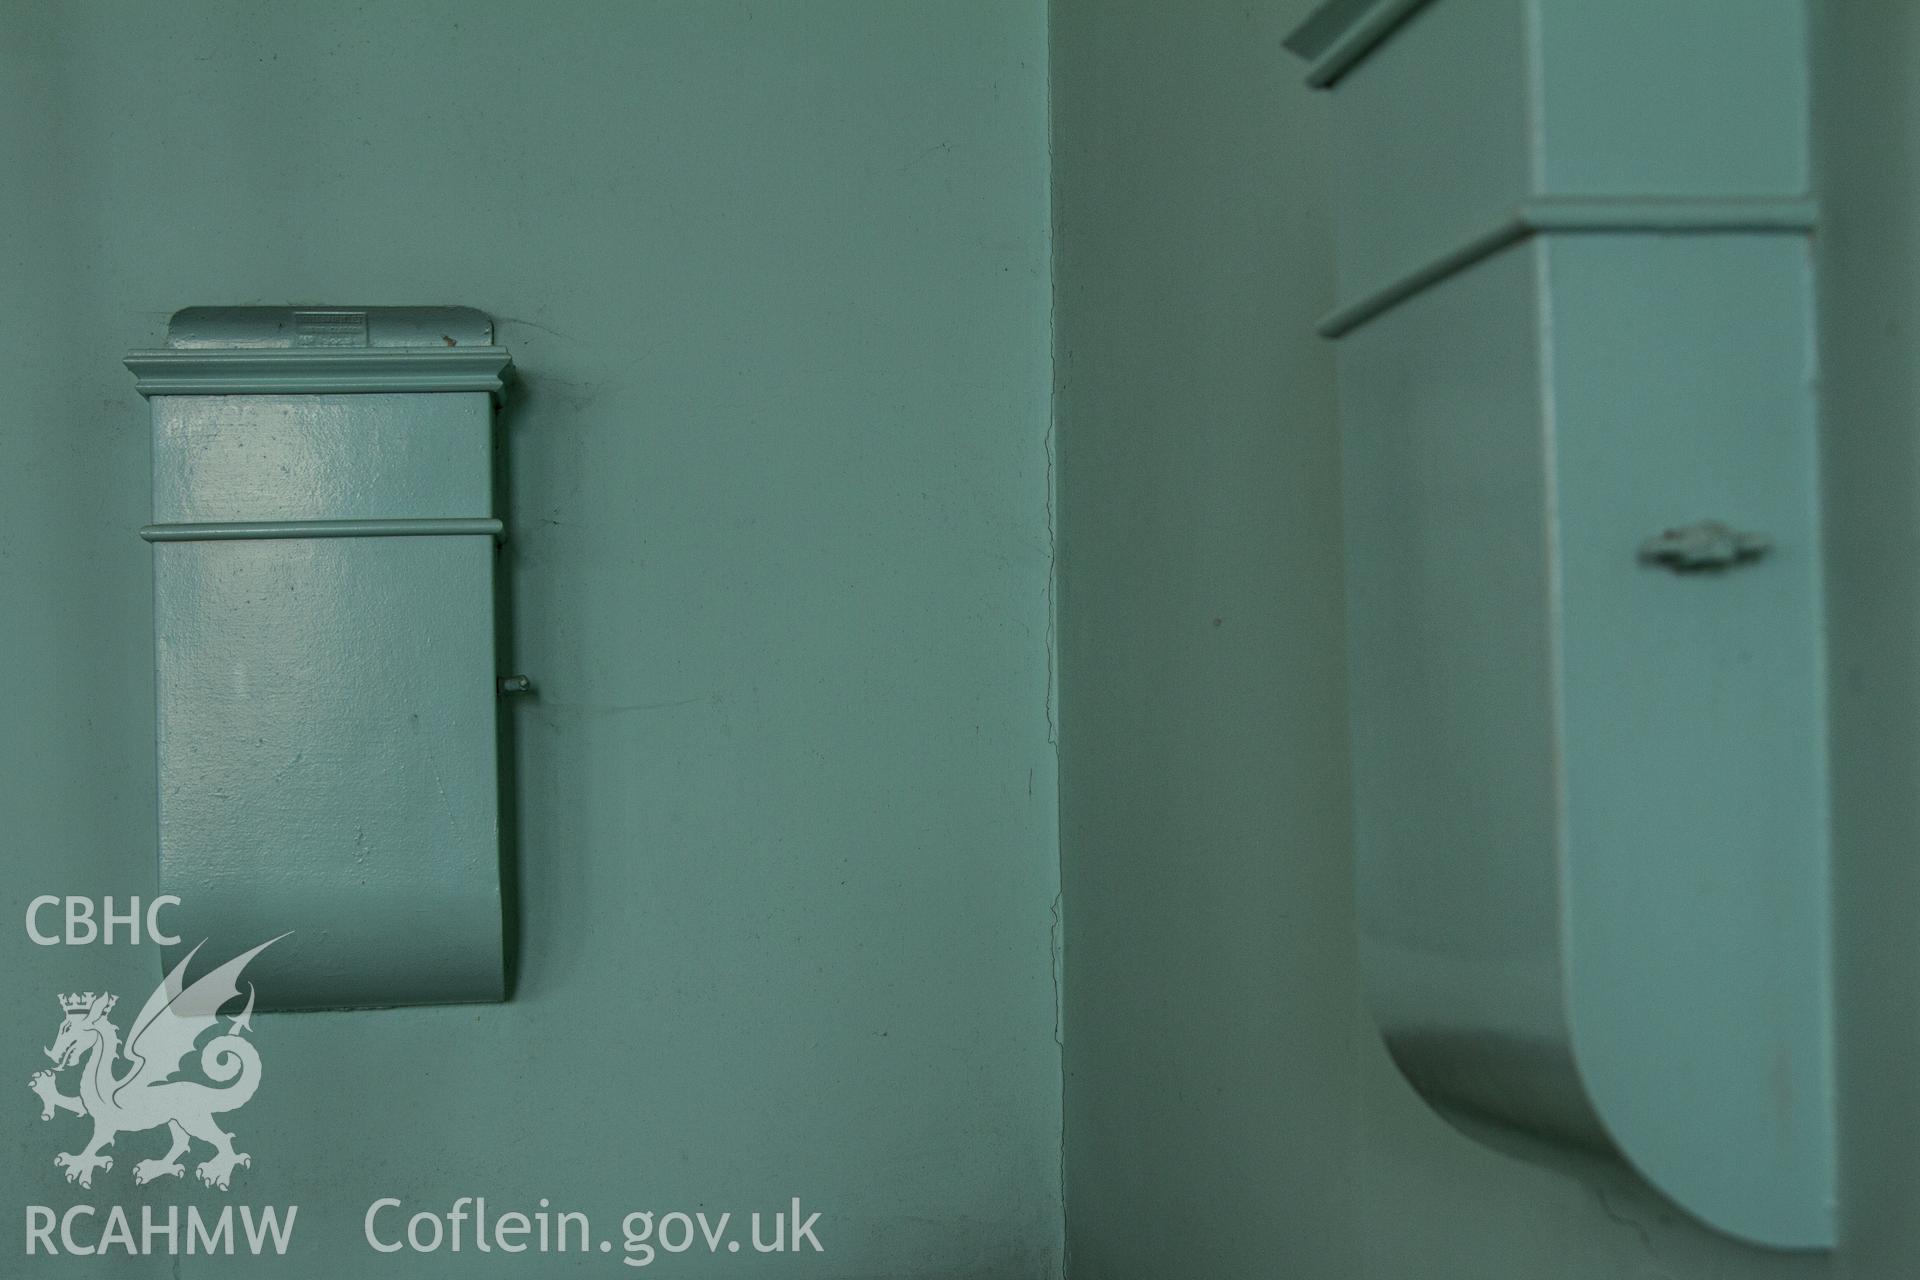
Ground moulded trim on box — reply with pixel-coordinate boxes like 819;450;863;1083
1283;0;1439;87
124;347;516;400
162;305;497;350
140;518;506;544
1316;196;1819;337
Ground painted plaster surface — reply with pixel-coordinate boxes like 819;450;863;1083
0;3;1058;1275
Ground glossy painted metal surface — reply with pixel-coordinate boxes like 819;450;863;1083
131;307;514;1011
124;348;514;397
140;518;506;542
1303;0;1809;335
1291;0;1833;1250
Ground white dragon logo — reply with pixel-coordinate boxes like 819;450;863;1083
28;936;281;1190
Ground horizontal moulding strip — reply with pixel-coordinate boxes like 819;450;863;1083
124;347;515;400
140;518;506;543
1318;197;1819;338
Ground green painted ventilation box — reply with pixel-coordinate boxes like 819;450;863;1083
1289;0;1832;1253
127;307;515;1012
1292;0;1811;336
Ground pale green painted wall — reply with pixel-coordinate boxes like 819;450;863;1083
1052;1;1843;1276
0;3;1059;1276
7;2;1912;1278
1816;4;1920;1279
1048;2;1357;1274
